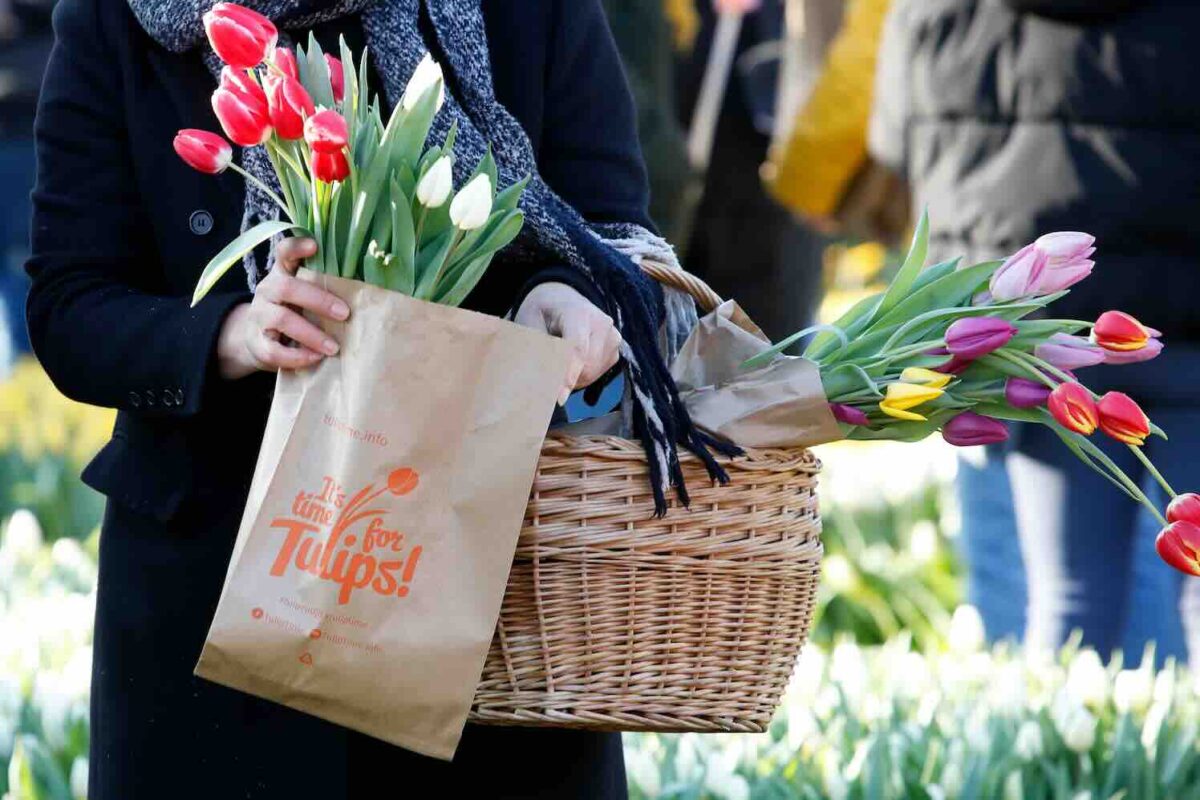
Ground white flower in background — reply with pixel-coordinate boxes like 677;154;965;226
908;520;939;563
786;708;818;749
51;537;89;576
831;640;868;698
2;509;43;561
624;746;660;797
1003;771;1023;800
0;715;14;761
1154;666;1177;706
821;752;849;800
1073;793;1093;800
941;740;965;796
674;735;702;782
965;712;990;751
448;173;492;230
948;605;985;654
416;156;453;208
704;746;749;800
1142;702;1169;751
1114;668;1154;715
926;787;946;800
990;661;1028;711
70;757;88;800
822;553;856;592
400;53;445;112
1053;695;1097;753
1066;649;1109;707
34;674;75;751
1014;720;1044;761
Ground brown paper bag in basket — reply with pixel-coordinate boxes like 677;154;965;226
195;269;571;761
672;299;841;449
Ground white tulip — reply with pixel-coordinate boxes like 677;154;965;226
948;605;986;654
401;53;446;113
1055;704;1097;753
416;156;453;208
449;173;492;230
1114;668;1154;714
70;757;88;800
1066;649;1109;707
3;509;43;561
1003;771;1023;800
624;747;660;797
1014;720;1044;760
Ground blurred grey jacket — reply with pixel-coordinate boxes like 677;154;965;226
869;0;1200;341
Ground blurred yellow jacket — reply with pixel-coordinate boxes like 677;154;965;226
766;0;892;219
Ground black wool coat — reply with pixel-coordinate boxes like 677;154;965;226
26;0;650;796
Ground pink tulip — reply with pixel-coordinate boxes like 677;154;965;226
272;47;299;81
830;403;870;427
203;3;278;70
1005;377;1052;409
266;74;314;141
212;66;271;147
990;244;1048;301
945;317;1017;359
173;129;233;175
942;411;1010;447
325;54;345;103
1035;333;1106;370
1035;231;1096;293
304;109;349;154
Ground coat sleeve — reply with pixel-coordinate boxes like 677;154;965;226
25;0;249;418
867;0;913;175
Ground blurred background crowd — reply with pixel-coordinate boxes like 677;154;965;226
7;0;1200;797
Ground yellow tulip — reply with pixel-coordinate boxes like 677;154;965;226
899;367;953;389
879;382;945;422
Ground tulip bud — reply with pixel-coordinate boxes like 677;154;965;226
203;3;278;70
304;108;349;154
879;381;944;422
311;149;350;183
899;367;952;389
1103;337;1164;365
1096;391;1151;446
1167;493;1200;526
944;317;1017;360
325;54;345;103
173;129;233;174
942;411;1009;447
1005;377;1052;409
934;355;974;375
1156;521;1200;576
266;75;314;141
990;244;1048;301
449;173;493;230
272;47;299;80
1035;333;1106;371
1034;231;1096;293
1092;310;1160;352
1048;382;1099;435
829;403;870;427
212;66;272;147
401;53;446;113
416;156;453;208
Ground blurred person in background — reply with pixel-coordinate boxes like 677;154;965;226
870;0;1200;660
0;0;55;373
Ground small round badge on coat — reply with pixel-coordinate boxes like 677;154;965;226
189;210;214;236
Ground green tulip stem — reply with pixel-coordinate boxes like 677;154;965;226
1005;349;1076;387
270;141;310;186
262;142;298;217
993;349;1056;389
414;206;428;248
428;228;465;297
228;162;290;218
1131;445;1178;500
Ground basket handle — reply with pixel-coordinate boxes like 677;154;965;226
639;260;725;314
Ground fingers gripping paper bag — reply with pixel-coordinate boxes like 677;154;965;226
196;270;572;760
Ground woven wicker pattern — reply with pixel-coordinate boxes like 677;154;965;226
469;435;823;732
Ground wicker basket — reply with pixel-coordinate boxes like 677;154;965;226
468;266;824;733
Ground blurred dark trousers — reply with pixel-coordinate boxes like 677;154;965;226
0;138;35;359
1006;345;1200;663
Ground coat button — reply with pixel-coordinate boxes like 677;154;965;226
128;391;141;408
144;389;156;407
189;210;214;236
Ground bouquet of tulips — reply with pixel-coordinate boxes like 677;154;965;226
174;3;524;307
751;214;1200;576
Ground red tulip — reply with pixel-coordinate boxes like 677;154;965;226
1096;391;1151;446
266;74;314;141
1156;521;1200;576
304;109;349;154
1093;311;1161;352
312;149;350;183
202;3;278;70
272;47;299;80
1167;493;1200;526
325;54;345;103
212;66;271;147
173;129;232;174
1048;382;1099;435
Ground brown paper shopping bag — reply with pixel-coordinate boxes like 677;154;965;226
195;269;571;760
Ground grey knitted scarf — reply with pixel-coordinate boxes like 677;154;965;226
129;0;737;511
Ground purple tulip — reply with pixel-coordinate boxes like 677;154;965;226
1005;377;1052;408
942;411;1010;447
990;244;1049;301
829;403;870;427
1034;333;1107;370
1035;231;1095;261
945;317;1018;359
1103;337;1164;365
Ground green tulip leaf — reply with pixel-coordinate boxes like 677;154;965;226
413;227;457;300
388;178;416;295
192;220;299;306
435;253;495;308
805;292;882;359
872;209;929;322
299;34;336;109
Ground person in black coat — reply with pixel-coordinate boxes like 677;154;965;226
25;0;650;796
871;0;1200;660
